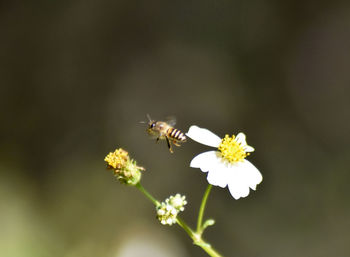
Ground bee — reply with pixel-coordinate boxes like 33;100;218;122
145;115;186;153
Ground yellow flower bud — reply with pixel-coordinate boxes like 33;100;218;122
104;148;144;186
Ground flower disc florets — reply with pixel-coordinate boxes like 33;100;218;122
156;194;187;226
104;148;144;186
166;194;187;212
105;148;129;169
218;134;249;163
156;203;178;225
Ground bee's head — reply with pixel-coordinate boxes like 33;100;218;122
149;121;156;128
146;114;155;131
144;114;158;137
147;120;156;131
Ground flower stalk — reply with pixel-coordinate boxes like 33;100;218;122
137;183;223;257
197;184;213;234
104;148;224;257
135;182;160;207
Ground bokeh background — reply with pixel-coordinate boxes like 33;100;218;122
1;1;350;257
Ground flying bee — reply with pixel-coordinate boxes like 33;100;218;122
145;115;186;153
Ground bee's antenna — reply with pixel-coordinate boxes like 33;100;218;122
139;114;152;125
146;114;152;122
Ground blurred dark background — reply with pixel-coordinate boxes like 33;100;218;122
1;1;350;257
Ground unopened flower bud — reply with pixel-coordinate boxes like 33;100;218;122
104;148;144;186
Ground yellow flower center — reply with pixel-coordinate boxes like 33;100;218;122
104;148;129;169
218;134;249;163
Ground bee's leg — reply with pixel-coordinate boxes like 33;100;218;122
173;140;181;147
156;137;160;143
166;136;174;153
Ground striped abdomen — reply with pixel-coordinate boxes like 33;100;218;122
167;127;187;142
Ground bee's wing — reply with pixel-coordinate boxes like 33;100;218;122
165;116;177;127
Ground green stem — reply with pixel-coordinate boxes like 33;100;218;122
135;182;223;257
177;216;223;257
135;182;160;206
176;217;196;239
197;243;223;257
197;184;213;233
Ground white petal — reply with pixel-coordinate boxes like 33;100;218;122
240;160;263;190
228;180;250;199
244;145;255;152
225;164;249;199
226;160;262;199
190;151;218;172
235;132;247;145
207;170;229;188
236;132;254;152
191;151;230;188
186;125;221;147
206;152;231;188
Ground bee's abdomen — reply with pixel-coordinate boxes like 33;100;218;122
167;127;186;142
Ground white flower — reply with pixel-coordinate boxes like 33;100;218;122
186;125;262;200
